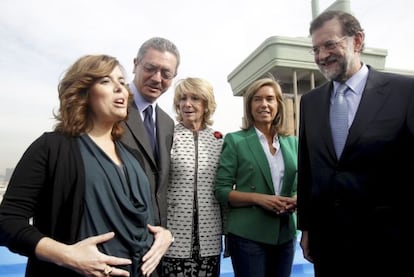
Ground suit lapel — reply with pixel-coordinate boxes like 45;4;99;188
125;101;156;165
245;128;275;194
306;69;389;161
278;137;295;195
346;69;388;149
312;83;338;159
155;106;170;163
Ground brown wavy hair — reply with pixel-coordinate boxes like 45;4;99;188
54;54;130;139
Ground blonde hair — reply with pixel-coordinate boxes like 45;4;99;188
173;77;216;127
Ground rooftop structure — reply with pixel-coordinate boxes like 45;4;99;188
227;0;414;134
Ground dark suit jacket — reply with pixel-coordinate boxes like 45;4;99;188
121;100;174;227
297;66;414;262
215;128;298;245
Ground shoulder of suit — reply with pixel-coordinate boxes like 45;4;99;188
156;106;174;122
279;135;298;142
224;128;254;141
367;67;414;88
279;135;298;149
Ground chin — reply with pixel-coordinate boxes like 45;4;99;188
322;70;342;82
116;113;127;121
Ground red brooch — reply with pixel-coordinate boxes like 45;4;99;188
213;131;223;139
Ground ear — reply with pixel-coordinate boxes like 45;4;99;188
353;31;364;53
132;58;138;74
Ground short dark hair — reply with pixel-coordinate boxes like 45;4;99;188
310;10;365;51
136;37;180;72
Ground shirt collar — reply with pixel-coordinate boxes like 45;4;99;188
254;127;280;150
130;82;156;112
333;63;369;95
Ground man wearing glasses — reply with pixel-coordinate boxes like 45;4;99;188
297;10;413;277
122;37;180;277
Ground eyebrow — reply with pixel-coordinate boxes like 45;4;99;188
145;62;173;71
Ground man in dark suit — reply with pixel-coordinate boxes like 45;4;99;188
121;37;179;276
297;10;414;277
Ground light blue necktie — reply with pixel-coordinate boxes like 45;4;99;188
330;83;349;158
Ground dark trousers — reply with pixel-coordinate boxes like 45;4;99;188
227;233;295;277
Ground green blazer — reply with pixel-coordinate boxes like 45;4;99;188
214;128;298;245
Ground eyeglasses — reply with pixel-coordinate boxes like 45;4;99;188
141;63;175;80
309;36;347;55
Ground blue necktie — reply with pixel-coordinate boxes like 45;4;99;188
330;83;349;158
144;105;157;157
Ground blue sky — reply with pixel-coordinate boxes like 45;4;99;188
1;0;413;171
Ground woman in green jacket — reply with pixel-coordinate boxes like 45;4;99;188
214;78;298;277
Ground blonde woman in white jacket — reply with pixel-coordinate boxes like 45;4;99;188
162;77;224;277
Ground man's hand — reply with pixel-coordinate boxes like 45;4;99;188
300;231;313;263
141;225;174;276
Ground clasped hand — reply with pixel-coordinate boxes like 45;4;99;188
259;194;297;214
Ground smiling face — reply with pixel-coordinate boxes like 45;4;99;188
251;85;278;128
88;65;129;127
132;48;178;103
311;18;363;82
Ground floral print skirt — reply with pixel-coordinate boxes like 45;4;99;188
162;255;220;277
